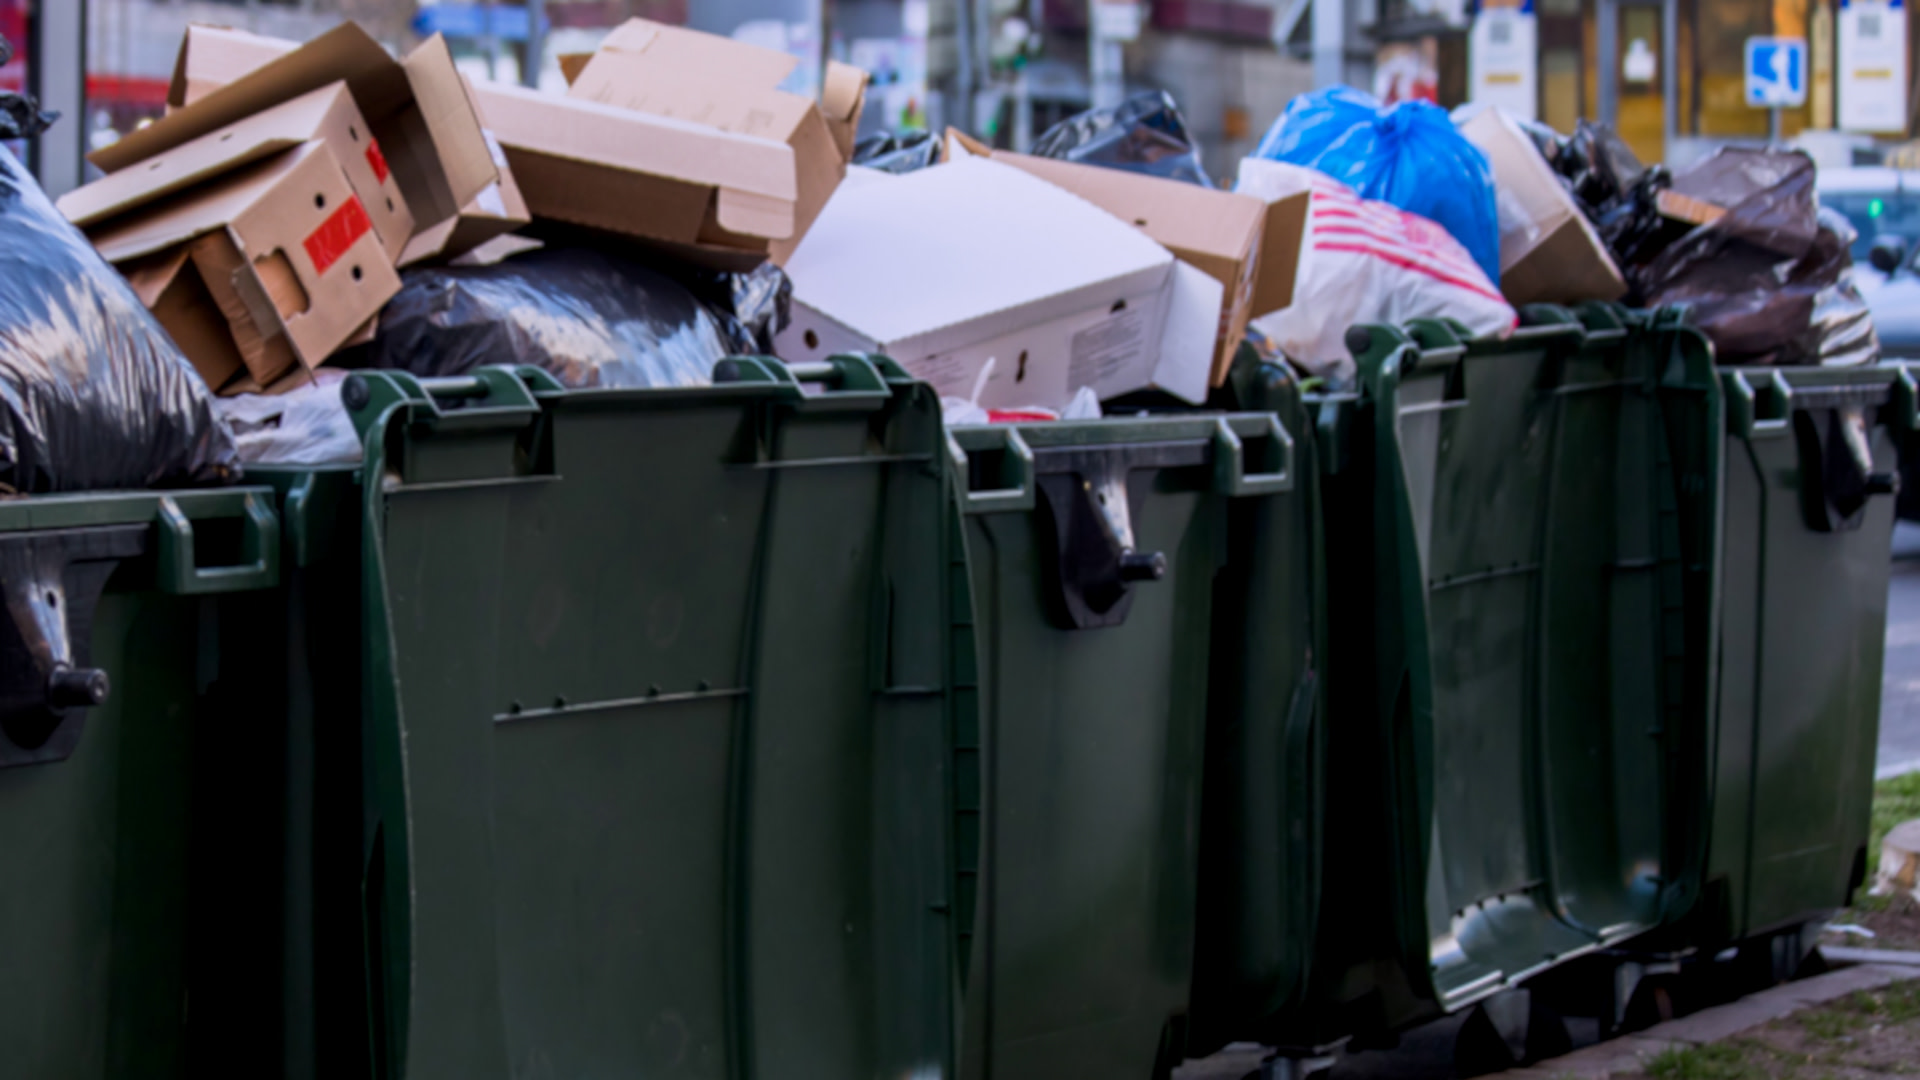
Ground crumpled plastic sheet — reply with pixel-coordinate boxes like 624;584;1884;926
851;130;940;175
1640;149;1879;367
1030;90;1214;187
212;369;361;466
0;145;236;492
371;247;781;388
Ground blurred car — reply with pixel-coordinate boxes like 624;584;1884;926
1818;167;1920;520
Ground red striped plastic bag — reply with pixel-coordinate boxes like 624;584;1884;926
1237;158;1516;382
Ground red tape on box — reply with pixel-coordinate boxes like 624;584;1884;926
365;138;390;184
303;196;373;276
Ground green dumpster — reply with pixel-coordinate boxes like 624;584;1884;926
1186;356;1327;1056
245;357;963;1079
1301;306;1719;1041
1666;323;1917;959
945;406;1297;1078
0;487;283;1077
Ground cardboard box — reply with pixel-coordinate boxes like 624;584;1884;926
61;82;413;262
552;18;865;265
944;129;1306;387
774;158;1223;411
1459;108;1627;307
94;142;402;389
471;79;799;271
99;22;519;265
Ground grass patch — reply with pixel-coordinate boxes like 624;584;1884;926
1645;1042;1762;1080
1871;771;1920;861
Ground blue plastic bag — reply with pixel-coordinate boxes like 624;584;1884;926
1254;86;1501;284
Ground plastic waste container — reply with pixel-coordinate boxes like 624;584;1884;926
945;406;1297;1078
1300;305;1719;1042
1185;356;1327;1056
1667;324;1917;960
239;357;964;1080
0;488;283;1077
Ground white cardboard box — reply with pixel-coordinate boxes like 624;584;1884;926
774;157;1222;411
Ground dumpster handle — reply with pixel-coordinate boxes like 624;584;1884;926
1726;370;1793;440
1893;366;1920;434
1213;415;1294;496
948;426;1036;514
154;492;280;595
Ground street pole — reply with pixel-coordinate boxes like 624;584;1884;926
31;0;84;197
523;0;546;88
1312;0;1345;90
1596;0;1619;127
1661;0;1678;157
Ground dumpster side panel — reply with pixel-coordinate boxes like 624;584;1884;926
960;488;1215;1078
1716;384;1896;938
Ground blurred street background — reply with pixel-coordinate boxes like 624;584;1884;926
3;1;1916;200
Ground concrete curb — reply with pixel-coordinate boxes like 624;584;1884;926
1492;962;1920;1079
1820;945;1920;966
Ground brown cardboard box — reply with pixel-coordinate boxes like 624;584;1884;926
99;22;521;265
944;130;1307;386
1459;108;1627;307
61;82;413;262
535;18;865;265
95;142;401;390
471;80;799;271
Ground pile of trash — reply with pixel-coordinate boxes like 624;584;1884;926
11;17;1881;486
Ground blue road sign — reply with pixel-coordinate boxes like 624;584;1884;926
1745;36;1809;107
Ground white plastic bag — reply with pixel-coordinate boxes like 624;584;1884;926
1238;158;1516;382
211;369;362;465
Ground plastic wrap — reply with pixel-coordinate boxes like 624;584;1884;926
0;145;237;492
1030;90;1214;187
371;247;764;388
213;369;360;465
851;130;940;175
1236;158;1516;382
1253;86;1502;283
1639;149;1878;367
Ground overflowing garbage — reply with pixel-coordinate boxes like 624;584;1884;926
10;15;1882;483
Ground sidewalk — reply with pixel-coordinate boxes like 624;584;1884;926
1496;956;1920;1080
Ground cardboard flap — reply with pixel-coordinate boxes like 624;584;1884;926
63;82;362;230
474;81;798;204
1152;261;1223;404
591;18;800;90
1250;191;1309;317
401;34;498;210
61;133;304;228
168;23;298;109
124;246;194;308
94;21;406;173
821;61;868;162
569;52;816;144
559;52;592;85
87;148;311;264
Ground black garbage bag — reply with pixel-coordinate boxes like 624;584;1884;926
1546;120;1683;276
851;130;940;175
1030;90;1214;187
370;247;768;387
671;259;792;357
0;145;237;492
1639;148;1879;367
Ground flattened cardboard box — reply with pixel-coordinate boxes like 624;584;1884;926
944;129;1305;387
62;82;413;262
1459;108;1627;307
774;159;1222;411
549;18;865;265
99;142;401;390
105;22;519;265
